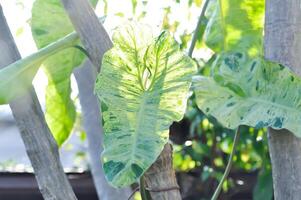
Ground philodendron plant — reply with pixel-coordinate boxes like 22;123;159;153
1;0;301;198
94;24;196;187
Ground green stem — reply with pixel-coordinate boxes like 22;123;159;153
0;32;80;104
188;0;210;57
23;32;79;67
211;126;241;200
140;176;149;200
2;14;106;76
0;31;79;79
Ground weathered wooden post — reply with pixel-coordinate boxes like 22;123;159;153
265;0;301;199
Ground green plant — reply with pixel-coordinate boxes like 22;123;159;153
1;0;300;199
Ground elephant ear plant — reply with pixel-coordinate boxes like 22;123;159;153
2;0;301;198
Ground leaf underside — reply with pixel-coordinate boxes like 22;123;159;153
95;23;196;187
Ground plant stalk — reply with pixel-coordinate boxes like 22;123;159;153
188;0;210;57
140;176;149;200
211;126;241;200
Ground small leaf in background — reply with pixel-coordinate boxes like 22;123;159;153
31;0;97;146
95;23;196;187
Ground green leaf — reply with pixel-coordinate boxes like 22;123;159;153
253;169;273;200
95;23;196;187
204;0;264;55
193;52;301;136
0;33;79;105
31;0;97;146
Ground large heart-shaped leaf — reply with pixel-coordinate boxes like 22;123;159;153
0;33;78;105
31;0;97;146
95;24;196;187
194;52;301;136
204;0;264;55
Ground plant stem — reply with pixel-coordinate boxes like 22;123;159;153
211;126;241;200
188;0;210;57
140;176;149;200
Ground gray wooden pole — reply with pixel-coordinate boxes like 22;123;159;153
264;0;301;199
59;0;112;70
0;5;77;200
74;61;131;200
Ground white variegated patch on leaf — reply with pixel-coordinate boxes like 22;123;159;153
95;23;196;187
194;52;301;136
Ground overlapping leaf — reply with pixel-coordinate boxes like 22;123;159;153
194;52;301;136
95;24;196;187
31;0;97;145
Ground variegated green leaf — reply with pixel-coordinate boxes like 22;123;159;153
204;0;264;55
31;0;97;146
194;52;301;136
95;24;196;187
